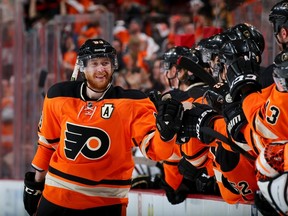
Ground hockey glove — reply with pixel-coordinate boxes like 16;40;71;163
226;57;261;101
180;103;220;144
178;158;203;181
195;170;219;195
203;82;230;114
23;172;45;216
222;101;247;143
156;95;184;141
161;178;192;205
147;90;162;111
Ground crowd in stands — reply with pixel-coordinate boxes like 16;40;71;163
21;0;243;92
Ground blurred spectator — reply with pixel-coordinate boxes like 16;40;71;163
149;56;166;93
189;0;206;22
64;0;97;14
77;21;103;47
146;0;168;16
1;107;14;178
62;34;78;80
113;20;130;51
145;17;170;53
123;35;149;72
73;5;107;41
0;1;14;24
1;77;14;178
117;0;147;23
23;0;64;30
193;3;214;42
112;37;127;73
127;18;160;60
113;72;130;89
2;21;14;81
210;0;233;29
125;69;152;92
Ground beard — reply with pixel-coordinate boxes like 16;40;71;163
85;72;113;92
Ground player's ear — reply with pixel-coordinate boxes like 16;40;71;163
80;71;86;80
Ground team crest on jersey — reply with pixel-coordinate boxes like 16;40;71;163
64;122;111;160
101;104;114;119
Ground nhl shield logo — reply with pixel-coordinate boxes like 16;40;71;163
101;104;114;119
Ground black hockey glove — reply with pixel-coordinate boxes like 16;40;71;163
226;57;261;101
23;172;45;216
178;158;203;181
222;101;247;143
156;95;184;141
203;82;230;114
161;177;192;205
147;90;162;111
179;103;220;144
195;170;219;195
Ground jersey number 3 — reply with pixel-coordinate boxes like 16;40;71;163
266;104;280;125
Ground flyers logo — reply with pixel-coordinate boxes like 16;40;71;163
64;122;110;160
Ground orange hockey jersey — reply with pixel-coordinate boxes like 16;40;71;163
243;84;288;149
210;118;259;204
162;86;209;191
32;81;176;209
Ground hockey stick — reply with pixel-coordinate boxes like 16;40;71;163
177;56;217;87
71;58;80;81
201;126;256;162
38;69;48;98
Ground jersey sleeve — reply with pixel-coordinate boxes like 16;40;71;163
129;97;176;161
181;138;210;168
32;95;63;171
163;145;184;190
243;84;286;142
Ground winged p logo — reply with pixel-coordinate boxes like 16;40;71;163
64;122;110;160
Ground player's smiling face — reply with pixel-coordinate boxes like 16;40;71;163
84;57;113;91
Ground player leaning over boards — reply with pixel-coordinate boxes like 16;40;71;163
23;38;184;216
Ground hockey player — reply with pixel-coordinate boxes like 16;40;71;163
254;48;288;216
157;45;218;205
222;4;288;213
260;0;288;88
23;38;184;216
181;35;265;204
240;0;288;143
225;1;288;156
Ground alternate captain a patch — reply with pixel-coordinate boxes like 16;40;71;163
101;104;114;119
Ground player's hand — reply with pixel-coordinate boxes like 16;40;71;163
147;90;162;111
178;158;204;181
226;57;261;101
195;170;219;195
204;82;230;114
160;177;191;205
23;172;45;216
156;94;184;141
179;103;219;144
222;101;247;142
